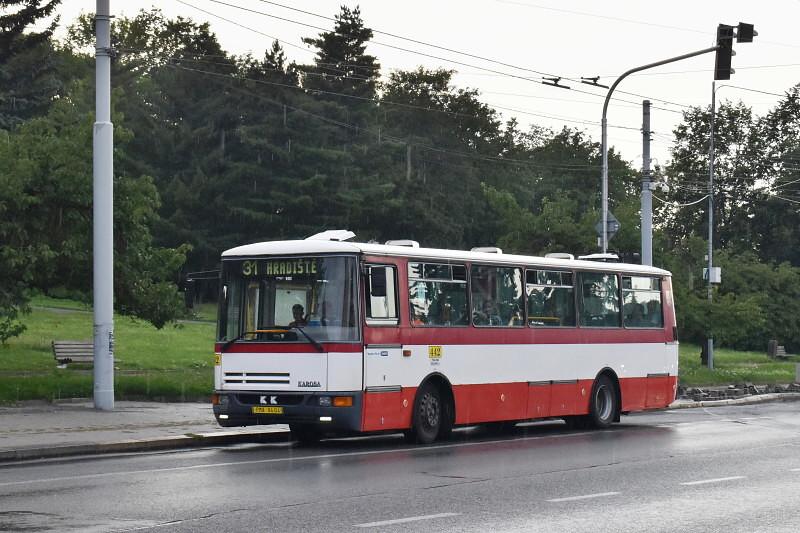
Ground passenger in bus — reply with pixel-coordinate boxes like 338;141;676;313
646;300;662;326
508;305;523;326
628;303;644;327
473;299;501;326
289;304;308;327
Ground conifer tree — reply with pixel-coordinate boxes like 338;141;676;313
301;6;380;100
0;0;61;128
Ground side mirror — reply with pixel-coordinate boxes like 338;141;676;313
370;267;387;298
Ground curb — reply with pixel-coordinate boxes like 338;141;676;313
669;392;800;409
0;429;292;463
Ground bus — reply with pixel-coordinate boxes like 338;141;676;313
212;230;678;443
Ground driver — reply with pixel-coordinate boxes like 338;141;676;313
288;304;308;327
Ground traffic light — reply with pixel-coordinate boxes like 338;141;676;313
714;24;735;80
736;22;756;43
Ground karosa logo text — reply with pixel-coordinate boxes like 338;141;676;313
298;381;321;387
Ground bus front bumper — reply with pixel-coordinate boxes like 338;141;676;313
212;390;363;432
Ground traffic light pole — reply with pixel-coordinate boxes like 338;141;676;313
706;81;716;370
601;46;717;253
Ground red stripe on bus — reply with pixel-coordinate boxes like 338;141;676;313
215;343;363;353
360;376;677;431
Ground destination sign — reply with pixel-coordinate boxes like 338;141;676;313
242;259;319;277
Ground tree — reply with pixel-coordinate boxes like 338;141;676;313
661;101;771;254
0;0;62;128
300;6;380;101
751;85;800;265
484;126;639;257
0;80;189;330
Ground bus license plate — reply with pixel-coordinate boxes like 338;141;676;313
252;406;283;415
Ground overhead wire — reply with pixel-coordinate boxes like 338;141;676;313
199;0;692;111
162;61;649;134
248;0;694;108
653;194;709;207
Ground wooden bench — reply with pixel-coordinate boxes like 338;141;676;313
768;339;789;359
52;340;93;366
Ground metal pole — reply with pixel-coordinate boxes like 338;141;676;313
93;0;114;410
707;81;716;370
641;100;652;266
601;45;717;253
601;117;608;252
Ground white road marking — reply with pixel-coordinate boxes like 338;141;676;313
546;491;620;502
354;513;459;528
0;430;597;488
680;476;746;486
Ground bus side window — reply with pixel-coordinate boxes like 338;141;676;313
366;265;398;325
579;272;620;327
526;270;575;327
408;263;468;326
622;276;663;328
470;265;524;327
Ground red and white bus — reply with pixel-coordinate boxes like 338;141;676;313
212;230;678;443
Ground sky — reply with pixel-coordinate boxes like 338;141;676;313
51;1;800;171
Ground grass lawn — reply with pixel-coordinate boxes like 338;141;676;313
0;296;215;403
189;301;218;322
678;343;798;387
2;297;797;402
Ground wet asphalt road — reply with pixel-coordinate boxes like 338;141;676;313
1;402;799;533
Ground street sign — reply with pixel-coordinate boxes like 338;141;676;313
594;211;621;240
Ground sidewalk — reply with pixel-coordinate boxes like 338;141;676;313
0;401;291;462
2;394;799;463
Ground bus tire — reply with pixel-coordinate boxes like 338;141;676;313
410;381;443;444
290;423;322;444
587;374;617;429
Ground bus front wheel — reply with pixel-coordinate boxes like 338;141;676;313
409;381;443;444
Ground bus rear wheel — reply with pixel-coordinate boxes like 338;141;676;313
587;374;617;429
409;382;443;444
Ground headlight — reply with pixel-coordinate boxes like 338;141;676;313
318;396;332;407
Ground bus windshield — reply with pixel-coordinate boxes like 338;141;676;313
217;256;359;343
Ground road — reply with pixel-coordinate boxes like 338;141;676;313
1;402;799;532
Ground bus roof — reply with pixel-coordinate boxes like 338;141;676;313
222;239;670;276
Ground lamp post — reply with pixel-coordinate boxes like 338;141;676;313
93;0;114;410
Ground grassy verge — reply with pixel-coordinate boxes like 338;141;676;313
0;297;215;403
679;343;798;387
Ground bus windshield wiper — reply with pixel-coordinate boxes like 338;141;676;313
220;328;294;352
220;327;324;353
287;325;325;353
